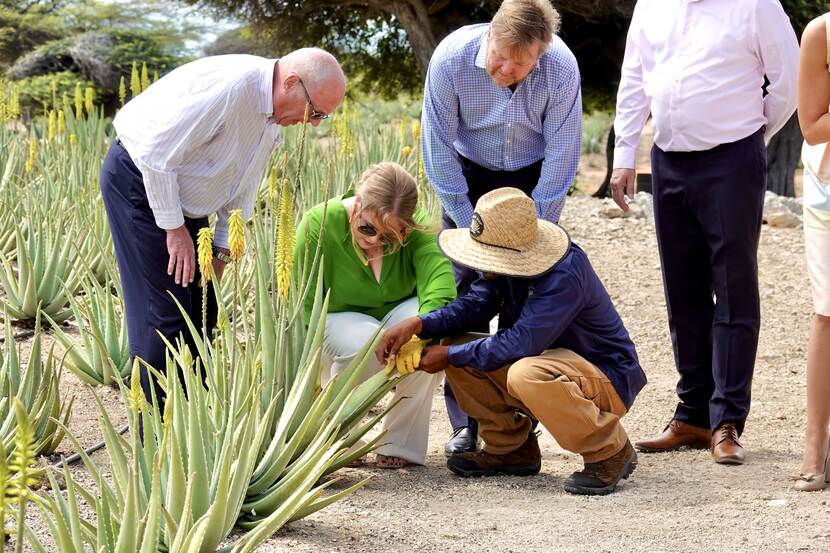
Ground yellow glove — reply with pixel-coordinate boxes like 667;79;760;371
384;335;429;376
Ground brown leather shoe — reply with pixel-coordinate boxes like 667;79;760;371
634;420;711;452
563;440;638;495
447;432;541;477
711;423;746;465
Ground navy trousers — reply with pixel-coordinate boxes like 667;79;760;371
651;128;766;435
441;154;543;432
100;141;217;406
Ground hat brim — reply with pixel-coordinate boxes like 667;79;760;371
438;221;571;278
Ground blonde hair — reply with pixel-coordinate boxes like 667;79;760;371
351;161;420;261
490;0;561;55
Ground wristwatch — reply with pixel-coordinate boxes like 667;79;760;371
212;247;232;264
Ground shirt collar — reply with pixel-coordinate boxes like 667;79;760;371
260;58;278;116
475;27;489;69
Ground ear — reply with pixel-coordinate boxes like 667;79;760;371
283;72;300;91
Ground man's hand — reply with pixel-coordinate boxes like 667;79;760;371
418;345;450;374
376;316;423;364
166;225;195;287
610;168;636;212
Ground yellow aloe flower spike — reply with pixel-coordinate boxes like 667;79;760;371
411;118;421;144
130;62;141;98
84;86;94;116
74;82;83;119
128;356;145;414
153;70;159;83
47;110;56;142
69;133;77;147
118;75;127;105
196;227;214;285
275;178;295;299
140;62;150;92
398;117;406;144
402;145;412;158
57;110;65;135
7;89;20;120
228;209;245;262
9;399;38;502
24;138;36;173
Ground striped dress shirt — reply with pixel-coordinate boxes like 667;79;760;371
421;24;582;228
113;55;282;248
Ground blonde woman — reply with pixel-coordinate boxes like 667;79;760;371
795;13;830;491
294;161;456;468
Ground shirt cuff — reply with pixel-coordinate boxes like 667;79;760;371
447;344;469;367
213;223;229;249
139;165;184;229
440;193;475;228
612;146;637;170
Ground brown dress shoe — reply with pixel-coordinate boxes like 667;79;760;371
634;420;711;452
447;432;541;477
563;440;638;495
711;423;746;465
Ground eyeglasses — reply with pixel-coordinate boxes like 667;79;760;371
297;78;329;120
355;214;403;245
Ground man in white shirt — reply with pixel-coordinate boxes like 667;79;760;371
610;0;799;464
100;48;345;407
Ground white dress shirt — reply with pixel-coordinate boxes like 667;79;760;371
613;0;800;169
113;55;281;247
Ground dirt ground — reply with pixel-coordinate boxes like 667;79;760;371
6;138;824;551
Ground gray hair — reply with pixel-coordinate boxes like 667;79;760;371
281;47;346;92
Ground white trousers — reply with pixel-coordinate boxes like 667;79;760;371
323;297;442;465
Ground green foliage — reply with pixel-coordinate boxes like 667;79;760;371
105;29;184;86
582;110;613;155
11;70;93;116
781;0;830;34
0;7;63;71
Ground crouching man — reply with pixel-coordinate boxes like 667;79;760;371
377;188;647;495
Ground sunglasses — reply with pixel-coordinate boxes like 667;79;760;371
297;78;329;120
355;214;403;245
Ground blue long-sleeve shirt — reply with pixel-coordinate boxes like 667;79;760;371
419;245;646;409
421;24;583;228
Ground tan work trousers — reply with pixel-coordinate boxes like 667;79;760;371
446;347;629;463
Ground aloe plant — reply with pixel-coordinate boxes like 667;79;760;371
0;214;81;323
44;278;130;386
0;313;71;460
29;268;402;552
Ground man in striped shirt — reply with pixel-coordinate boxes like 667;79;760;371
100;48;346;408
421;0;582;456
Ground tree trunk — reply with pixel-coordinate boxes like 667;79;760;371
385;0;439;75
594;125;615;198
765;113;801;197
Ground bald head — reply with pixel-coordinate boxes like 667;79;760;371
273;48;346;127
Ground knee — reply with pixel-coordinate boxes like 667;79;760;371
506;358;538;397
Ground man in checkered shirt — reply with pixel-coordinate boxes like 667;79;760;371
420;0;583;457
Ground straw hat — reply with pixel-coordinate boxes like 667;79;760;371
438;187;570;277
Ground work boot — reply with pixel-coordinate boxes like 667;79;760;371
563;440;637;495
447;432;541;477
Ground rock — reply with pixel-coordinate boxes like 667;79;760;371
764;191;802;228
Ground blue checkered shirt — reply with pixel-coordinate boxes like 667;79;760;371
421;24;582;228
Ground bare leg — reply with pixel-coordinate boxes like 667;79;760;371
801;314;830;474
